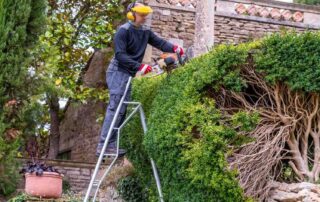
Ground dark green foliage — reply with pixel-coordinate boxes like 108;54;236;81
0;0;46;195
255;32;320;92
62;179;71;193
231;111;260;132
117;175;149;202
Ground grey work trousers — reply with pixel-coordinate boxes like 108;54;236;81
97;61;132;150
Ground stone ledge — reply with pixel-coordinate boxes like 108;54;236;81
149;1;196;12
222;0;320;14
216;11;320;29
17;157;114;169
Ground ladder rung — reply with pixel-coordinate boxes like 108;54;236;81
101;153;118;157
105;153;117;157
123;101;140;105
93;180;100;186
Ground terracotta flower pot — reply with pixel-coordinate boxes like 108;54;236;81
25;171;63;199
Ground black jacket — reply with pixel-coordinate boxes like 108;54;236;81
112;21;175;76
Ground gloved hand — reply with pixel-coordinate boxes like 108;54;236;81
173;45;184;56
137;64;152;75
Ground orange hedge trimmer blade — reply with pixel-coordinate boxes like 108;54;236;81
160;53;178;61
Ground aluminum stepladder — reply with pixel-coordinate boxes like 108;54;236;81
84;76;164;202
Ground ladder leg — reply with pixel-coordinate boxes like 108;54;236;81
92;126;121;201
92;106;138;201
92;155;118;201
84;77;133;202
150;159;165;202
84;75;165;202
92;129;121;201
139;107;165;202
92;184;99;202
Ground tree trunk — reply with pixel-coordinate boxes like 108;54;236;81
48;95;60;159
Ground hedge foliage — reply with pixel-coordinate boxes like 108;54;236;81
117;174;149;202
121;31;320;201
255;31;320;92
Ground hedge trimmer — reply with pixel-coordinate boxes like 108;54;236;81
138;46;193;78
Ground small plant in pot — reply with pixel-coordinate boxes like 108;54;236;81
19;138;64;199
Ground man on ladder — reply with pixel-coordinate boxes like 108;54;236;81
96;1;184;158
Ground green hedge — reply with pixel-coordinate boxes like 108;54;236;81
117;174;149;202
121;31;320;201
255;31;320;92
122;43;257;201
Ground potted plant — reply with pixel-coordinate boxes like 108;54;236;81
20;160;64;199
19;137;64;199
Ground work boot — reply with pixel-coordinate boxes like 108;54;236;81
96;142;126;158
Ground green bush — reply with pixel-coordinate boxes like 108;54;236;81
117;175;148;202
7;193;28;202
141;43;258;202
122;43;259;201
8;191;83;202
122;31;320;201
255;31;320;92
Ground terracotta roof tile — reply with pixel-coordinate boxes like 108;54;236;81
235;3;304;23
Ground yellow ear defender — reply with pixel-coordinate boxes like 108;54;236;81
126;2;153;21
126;2;136;21
126;11;135;21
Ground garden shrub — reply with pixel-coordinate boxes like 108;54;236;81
122;44;257;201
122;31;320;201
117;174;149;202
